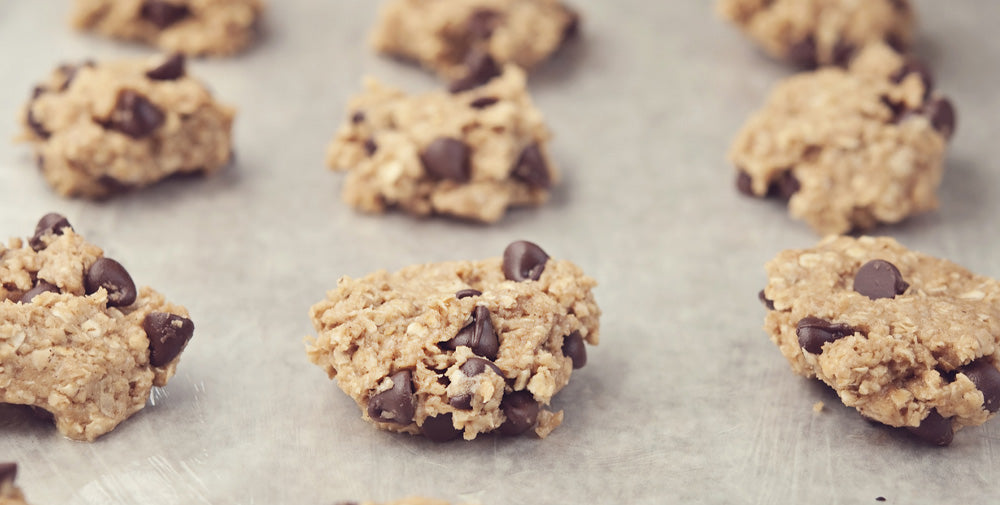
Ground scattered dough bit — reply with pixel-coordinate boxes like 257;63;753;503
813;401;824;413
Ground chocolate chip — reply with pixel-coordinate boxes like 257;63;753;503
19;281;59;304
449;394;473;410
143;312;195;367
141;1;192;29
926;97;956;140
444;306;499;360
57;61;94;91
456;289;482;299
26;106;50;140
796;317;856;354
420;137;471;182
29;213;72;251
888;0;910;13
146;53;186;81
885;33;908;53
562;331;587;369
32;86;46;99
469;96;499;109
460;357;503;378
758;289;775;310
736;171;754;196
503;241;549;282
0;462;16;484
421;413;462;442
906;409;953;446
831;40;855;67
84;258;137;307
498;391;539;436
853;260;909;300
958;360;1000;413
561;7;581;43
876;498;887;503
766;171;800;200
467;8;501;39
350;111;366;124
449;50;502;93
892;60;934;97
367;370;416;425
103;90;165;139
787;36;818;69
364;138;378;156
512;144;551;189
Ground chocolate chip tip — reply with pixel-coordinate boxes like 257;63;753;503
502;240;550;282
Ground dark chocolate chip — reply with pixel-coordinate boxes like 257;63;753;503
892;60;934;98
367;370;416;425
466;8;501;39
364;138;378;156
19;281;60;304
885;33;908;53
57;61;94;92
449;394;473;410
796;317;856;354
460;357;503;378
26;106;50;140
787;36;818;69
958;360;1000;413
766;171;800;200
906;409;953;446
853;259;909;300
145;53;186;81
141;1;192;29
143;312;195;367
881;95;907;122
503;241;549;282
444;306;499;360
449;50;502;93
469;96;499;109
876;498;887;503
758;289;775;310
29;213;72;251
561;7;581;43
420;137;471;182
561;331;587;369
736;171;754;196
831;40;856;67
512;144;551;189
32;86;46;99
421;413;462;442
498;391;540;436
84;258;137;307
887;0;910;13
926;97;956;140
0;462;16;484
456;289;482;299
103;90;165;139
350;111;366;124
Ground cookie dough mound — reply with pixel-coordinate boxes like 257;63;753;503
327;67;557;223
0;463;28;505
18;55;235;199
371;0;579;81
730;43;956;235
761;236;1000;445
717;0;914;67
71;0;264;56
0;214;195;441
307;241;600;441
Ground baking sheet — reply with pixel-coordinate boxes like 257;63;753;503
2;1;1000;503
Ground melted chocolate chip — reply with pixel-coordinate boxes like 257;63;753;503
19;281;60;304
84;258;137;307
460;357;502;378
906;409;953;446
466;8;501;39
503;241;549;282
958;360;1000;413
766;171;800;200
421;413;463;442
512;144;551;189
444;306;499;360
796;317;856;354
562;331;587;369
885;33;908;53
367;370;416;425
351;111;366;124
926;97;956;140
892;60;934;97
853;260;909;300
364;138;378;156
146;53;186;81
736;171;754;196
787;36;818;69
143;312;195;367
469;96;499;109
103;90;165;139
455;288;482;299
758;289;775;310
420;137;471;182
498;391;540;436
141;1;192;29
29;213;72;251
449;50;502;93
831;40;856;67
0;462;16;484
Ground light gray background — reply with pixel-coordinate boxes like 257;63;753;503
2;1;999;503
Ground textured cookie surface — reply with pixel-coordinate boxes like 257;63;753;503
307;242;599;441
327;67;557;223
371;0;579;81
0;463;27;505
730;43;955;235
72;0;264;56
0;215;195;441
762;236;1000;445
19;55;234;199
717;0;914;67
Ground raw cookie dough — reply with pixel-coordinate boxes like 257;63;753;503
1;214;196;441
18;54;235;199
717;0;915;67
371;0;579;82
761;236;1000;446
307;241;600;441
71;0;264;56
327;66;557;223
0;463;28;505
730;43;956;235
